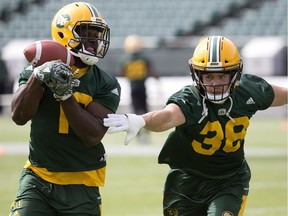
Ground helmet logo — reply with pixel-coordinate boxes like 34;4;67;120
55;14;70;28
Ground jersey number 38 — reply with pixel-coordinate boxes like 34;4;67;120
192;116;249;155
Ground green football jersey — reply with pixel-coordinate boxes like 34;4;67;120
18;64;121;172
121;52;151;82
158;74;274;179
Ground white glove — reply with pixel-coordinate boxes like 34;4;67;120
103;114;146;145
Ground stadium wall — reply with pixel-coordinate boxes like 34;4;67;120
0;37;287;118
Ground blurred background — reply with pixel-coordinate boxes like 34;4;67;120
0;0;287;114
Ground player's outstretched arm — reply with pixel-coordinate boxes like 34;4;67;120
142;103;185;132
104;103;186;145
270;85;288;107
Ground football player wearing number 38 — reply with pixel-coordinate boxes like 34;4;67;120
10;2;121;216
104;36;287;216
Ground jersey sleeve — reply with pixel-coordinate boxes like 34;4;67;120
17;63;34;86
239;74;274;110
93;70;121;113
166;86;203;125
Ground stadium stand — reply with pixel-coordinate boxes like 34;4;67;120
0;0;286;40
204;0;287;36
0;0;286;81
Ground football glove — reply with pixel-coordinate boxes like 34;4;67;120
45;60;77;101
33;61;54;83
103;114;146;145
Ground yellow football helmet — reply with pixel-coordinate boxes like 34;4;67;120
188;36;243;102
51;2;110;65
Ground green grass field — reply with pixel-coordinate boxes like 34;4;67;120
0;115;287;215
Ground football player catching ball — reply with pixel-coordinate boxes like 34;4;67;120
10;2;121;216
104;36;287;216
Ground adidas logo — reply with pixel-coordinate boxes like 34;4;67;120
246;97;255;105
181;98;186;104
25;65;34;71
111;88;119;96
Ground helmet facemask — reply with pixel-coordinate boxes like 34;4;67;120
69;21;110;65
190;65;242;103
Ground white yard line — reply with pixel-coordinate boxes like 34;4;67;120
0;143;286;157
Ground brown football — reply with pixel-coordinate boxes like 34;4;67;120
23;39;75;67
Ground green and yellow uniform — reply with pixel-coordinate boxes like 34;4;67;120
10;64;121;216
159;74;274;216
121;52;152;114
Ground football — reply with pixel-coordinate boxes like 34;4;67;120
23;39;75;67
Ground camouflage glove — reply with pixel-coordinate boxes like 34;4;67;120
48;78;80;101
33;61;54;83
42;60;77;101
